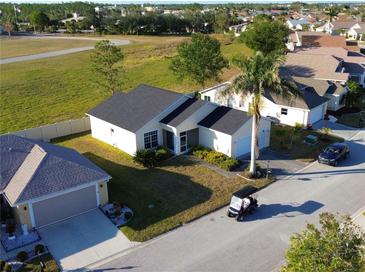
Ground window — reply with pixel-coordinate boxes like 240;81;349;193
281;108;288;115
144;130;158;149
204;95;211;102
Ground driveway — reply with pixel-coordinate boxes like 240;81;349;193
93;130;365;271
0;35;130;64
313;120;360;140
38;209;136;271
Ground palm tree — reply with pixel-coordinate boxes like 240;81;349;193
327;6;339;23
224;52;297;176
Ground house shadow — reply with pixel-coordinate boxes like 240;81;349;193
83;153;213;232
243;200;324;222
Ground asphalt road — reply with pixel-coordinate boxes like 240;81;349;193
0;36;130;64
91;130;365;272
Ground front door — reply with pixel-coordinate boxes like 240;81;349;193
163;130;174;151
180;131;187;153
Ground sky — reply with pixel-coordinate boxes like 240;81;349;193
4;0;365;3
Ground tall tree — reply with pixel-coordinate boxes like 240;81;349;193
2;17;15;37
327;6;339;22
28;11;49;32
239;15;289;55
282;212;365;272
170;33;228;88
223;52;295;175
90;40;124;95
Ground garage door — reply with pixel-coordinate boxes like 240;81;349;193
234;136;251;157
309;105;324;124
32;185;97;227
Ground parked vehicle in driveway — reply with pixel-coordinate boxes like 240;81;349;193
228;186;258;221
318;143;350;166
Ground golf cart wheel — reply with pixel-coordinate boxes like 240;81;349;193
227;212;234;218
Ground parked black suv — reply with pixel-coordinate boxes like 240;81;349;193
318;143;350;166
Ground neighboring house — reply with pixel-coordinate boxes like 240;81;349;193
286;18;314;31
228;23;248;37
316;21;365;40
61;12;85;24
0;134;111;230
200;77;329;127
87;84;271;159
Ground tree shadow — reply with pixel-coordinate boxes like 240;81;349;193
83;153;212;232
243;200;324;221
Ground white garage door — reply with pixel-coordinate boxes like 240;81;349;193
234;136;251;157
32;185;97;228
309;105;324;125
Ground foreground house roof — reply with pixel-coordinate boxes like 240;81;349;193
198;106;251;135
0;134;110;205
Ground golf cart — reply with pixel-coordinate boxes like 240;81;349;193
227;185;258;221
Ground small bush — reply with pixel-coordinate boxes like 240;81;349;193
124;212;132;221
192;145;240;171
16;251;28;262
3;263;11;272
0;260;5;271
133;149;157;168
35;244;45;255
155;146;172;162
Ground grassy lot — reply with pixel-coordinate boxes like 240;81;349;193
18;253;59;272
55;133;267;242
0;37;96;58
337;112;365;128
0;35;251;133
270;125;344;162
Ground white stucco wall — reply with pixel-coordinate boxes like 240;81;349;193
308;103;326;125
199;127;233;157
89;116;137;155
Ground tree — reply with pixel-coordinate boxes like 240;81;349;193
170;33;228;88
90;40;124;95
239;15;290;55
224;52;296;175
326;6;339;22
282;212;365;272
65;20;77;33
214;10;229;33
345;80;361;108
29;11;49;32
3;18;14;37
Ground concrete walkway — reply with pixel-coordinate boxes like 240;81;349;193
313;120;361;140
0;36;130;64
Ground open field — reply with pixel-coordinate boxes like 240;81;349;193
0;37;97;58
54;133;267;242
0;35;251;133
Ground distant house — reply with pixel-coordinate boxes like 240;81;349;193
316;21;365;40
61;12;85;24
286;18;314;31
228;23;248;37
87;85;271;159
0;134;111;230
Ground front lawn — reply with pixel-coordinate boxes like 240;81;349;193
18;253;59;272
55;134;266;242
270;125;344;162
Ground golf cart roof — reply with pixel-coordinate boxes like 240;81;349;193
233;185;259;199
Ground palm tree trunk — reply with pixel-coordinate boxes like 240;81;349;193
249;113;256;175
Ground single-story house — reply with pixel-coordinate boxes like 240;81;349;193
316;21;365;40
228;23;248;37
200;81;329;127
286;18;314;31
87;84;271;159
0;134;111;230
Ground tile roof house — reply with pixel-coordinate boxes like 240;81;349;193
0;134;111;229
87;84;271;159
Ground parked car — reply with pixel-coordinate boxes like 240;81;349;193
318;143;350;166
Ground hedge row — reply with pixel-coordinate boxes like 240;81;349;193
191;145;241;171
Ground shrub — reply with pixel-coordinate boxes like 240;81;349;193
35;244;45;255
133;149;157;168
3;263;11;272
155;146;172;162
16;251;28;262
124;212;132;221
0;260;5;271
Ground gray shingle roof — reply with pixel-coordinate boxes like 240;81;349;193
198;106;251;135
88;84;184;133
160;98;208;127
0;134;110;205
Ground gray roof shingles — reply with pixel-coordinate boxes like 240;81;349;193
87;84;184;133
0;134;110;205
198;106;251;135
160;98;208;127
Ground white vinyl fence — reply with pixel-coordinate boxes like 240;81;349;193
5;117;91;142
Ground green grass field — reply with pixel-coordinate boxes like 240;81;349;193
0;37;96;58
0;35;251;133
